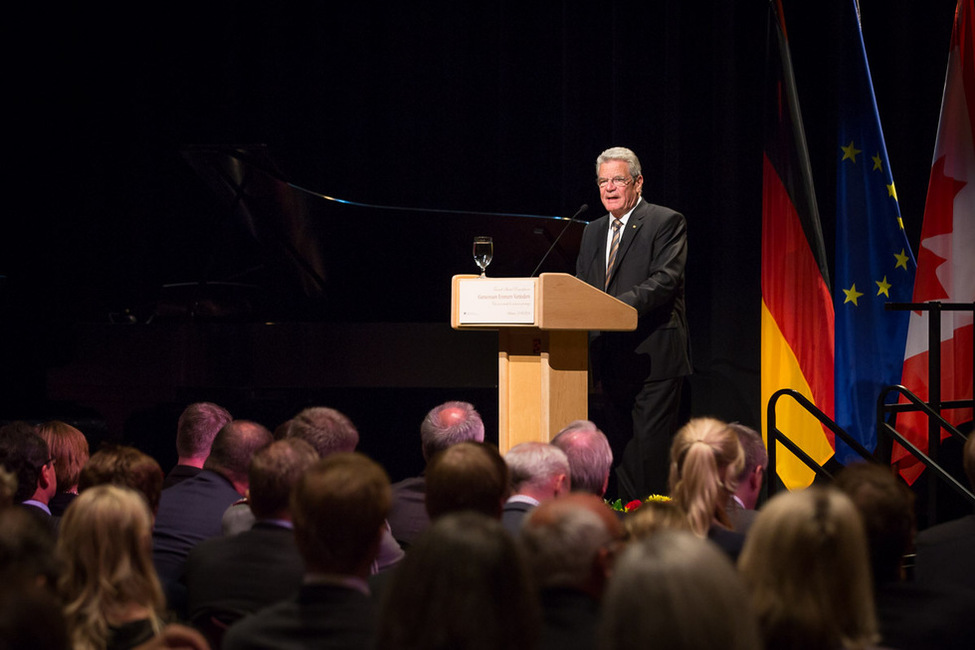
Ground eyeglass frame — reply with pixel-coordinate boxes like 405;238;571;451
596;175;636;189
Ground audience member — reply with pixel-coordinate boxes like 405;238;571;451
738;486;880;650
184;438;319;646
222;452;391;650
520;493;624;650
223;405;404;573
163;402;232;489
913;431;975;591
79;444;165;516
599;529;760;650
0;425;59;534
388;400;485;548
425;441;510;521
502;441;570;535
0;465;16;509
376;511;539;650
834;461;975;649
57;484;167;650
551;420;613;497
36;420;90;517
667;417;745;559
726;422;766;533
0;501;66;649
623;498;690;540
152;419;272;615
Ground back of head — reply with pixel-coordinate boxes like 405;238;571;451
291;452;391;575
36;421;90;492
551;421;613;496
0;505;59;591
0;427;51;502
729;423;767;481
248;438;319;520
425;442;509;520
287;407;359;457
521;492;623;593
600;529;760;650
668;417;744;536
504;441;570;494
176;402;232;459
204;420;273;486
57;484;164;650
377;511;539;650
833;461;915;585
420;401;485;461
738;487;878;650
78;445;164;515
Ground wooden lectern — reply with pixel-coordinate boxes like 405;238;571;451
451;272;637;453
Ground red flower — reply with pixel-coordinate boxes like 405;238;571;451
624;499;643;512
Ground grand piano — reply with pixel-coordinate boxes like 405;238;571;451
44;144;590;477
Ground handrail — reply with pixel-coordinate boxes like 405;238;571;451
766;388;878;497
877;385;975;516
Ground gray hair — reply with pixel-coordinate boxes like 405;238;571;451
595;147;642;178
420;401;484;460
520;503;614;588
729;423;768;481
551;422;612;496
504;442;570;492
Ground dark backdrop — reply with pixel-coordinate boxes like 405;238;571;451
1;0;957;480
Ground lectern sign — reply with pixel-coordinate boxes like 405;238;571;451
456;278;536;324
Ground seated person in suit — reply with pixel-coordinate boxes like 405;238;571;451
388;400;485;549
600;529;760;650
726;423;766;534
163;402;233;489
834;461;975;650
376;511;539;650
424;441;509;522
78;444;164;517
223;406;403;573
501;442;570;536
222;452;392;650
667;417;745;560
36;420;90;517
184;437;319;643
551;420;613;498
520;493;625;650
914;431;975;592
152;419;273;614
0;424;59;534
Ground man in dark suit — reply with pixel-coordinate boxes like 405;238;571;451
184;437;319;644
152;419;273;615
520;493;624;650
387;400;485;549
0;423;59;535
576;146;692;501
914;432;975;593
222;452;392;650
501;441;570;536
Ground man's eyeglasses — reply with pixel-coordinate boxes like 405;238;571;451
597;176;633;189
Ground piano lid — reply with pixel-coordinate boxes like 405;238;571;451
177;144;587;323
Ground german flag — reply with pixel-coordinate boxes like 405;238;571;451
761;0;836;489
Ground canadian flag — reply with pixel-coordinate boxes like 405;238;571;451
895;0;975;483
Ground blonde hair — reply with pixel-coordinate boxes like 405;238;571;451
57;485;164;650
667;417;743;536
738;487;879;650
624;499;691;541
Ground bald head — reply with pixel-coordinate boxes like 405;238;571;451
420;401;484;461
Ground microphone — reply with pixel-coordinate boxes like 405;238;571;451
530;204;589;277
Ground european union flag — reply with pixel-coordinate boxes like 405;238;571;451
834;0;917;464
